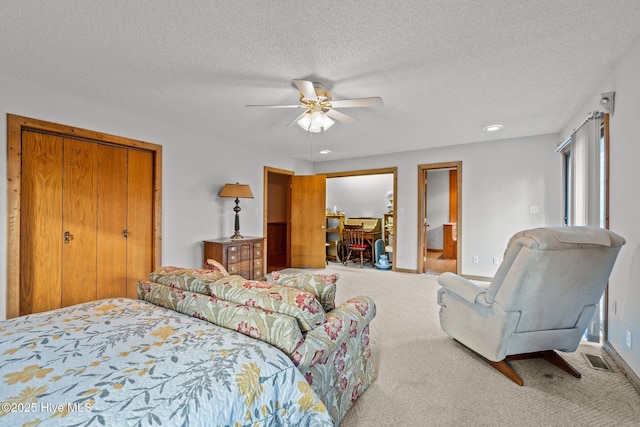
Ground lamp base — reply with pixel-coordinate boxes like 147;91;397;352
230;232;244;241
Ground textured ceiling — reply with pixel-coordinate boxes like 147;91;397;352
2;1;640;161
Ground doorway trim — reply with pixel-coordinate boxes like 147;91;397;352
324;167;398;270
418;161;462;275
6;114;163;319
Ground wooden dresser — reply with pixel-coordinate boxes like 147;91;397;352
203;237;264;280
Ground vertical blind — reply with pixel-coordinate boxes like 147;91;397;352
568;114;604;227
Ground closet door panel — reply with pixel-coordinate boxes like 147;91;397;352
20;131;63;315
62;138;98;307
97;145;128;299
126;149;154;298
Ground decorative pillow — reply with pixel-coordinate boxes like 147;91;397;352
149;261;229;282
271;272;338;312
202;259;230;276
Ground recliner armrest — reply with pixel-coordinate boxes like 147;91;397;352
438;272;489;305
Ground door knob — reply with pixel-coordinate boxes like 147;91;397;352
63;230;73;244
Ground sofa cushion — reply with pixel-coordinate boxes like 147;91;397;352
148;268;326;331
271;272;338;312
137;280;304;355
150;265;228;283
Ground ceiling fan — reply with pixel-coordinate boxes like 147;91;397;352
246;79;384;132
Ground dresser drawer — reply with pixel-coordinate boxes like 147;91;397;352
253;243;263;258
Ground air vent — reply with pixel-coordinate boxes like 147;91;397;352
583;353;611;371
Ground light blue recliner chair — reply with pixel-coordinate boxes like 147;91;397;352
437;226;625;385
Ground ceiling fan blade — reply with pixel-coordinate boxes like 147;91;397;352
293;80;318;103
286;110;311;127
325;108;357;124
330;97;384;108
245;104;302;108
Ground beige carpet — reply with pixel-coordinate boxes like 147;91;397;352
274;263;640;427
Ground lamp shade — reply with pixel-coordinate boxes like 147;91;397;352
219;183;254;199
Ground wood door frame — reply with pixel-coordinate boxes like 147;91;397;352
418;161;462;275
324;167;398;271
6;114;163;319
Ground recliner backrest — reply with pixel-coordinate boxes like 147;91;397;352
483;227;625;332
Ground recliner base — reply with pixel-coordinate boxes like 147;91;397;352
488;350;582;386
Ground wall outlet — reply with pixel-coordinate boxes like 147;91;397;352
529;205;540;214
492;257;500;265
472;255;479;263
627;330;632;348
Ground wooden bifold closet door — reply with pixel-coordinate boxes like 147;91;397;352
20;130;153;316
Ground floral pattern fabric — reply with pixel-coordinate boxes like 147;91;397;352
149;268;326;332
145;268;377;426
201;259;230;276
137;280;304;356
293;296;377;424
271;272;339;312
0;298;332;427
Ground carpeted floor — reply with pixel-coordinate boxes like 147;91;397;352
274;263;640;427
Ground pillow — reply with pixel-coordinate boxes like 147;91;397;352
148;266;227;293
271;272;338;312
202;259;230;276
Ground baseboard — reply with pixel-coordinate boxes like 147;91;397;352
395;267;418;274
604;341;640;393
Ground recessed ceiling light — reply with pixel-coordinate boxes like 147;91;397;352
319;149;331;155
484;124;503;132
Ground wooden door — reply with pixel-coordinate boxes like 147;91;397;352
20;131;64;315
19;132;155;313
97;145;128;299
290;175;326;268
126;149;154;298
62;138;98;307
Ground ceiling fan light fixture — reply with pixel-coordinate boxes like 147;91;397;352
297;110;334;132
249;79;382;132
322;116;335;131
297;112;312;130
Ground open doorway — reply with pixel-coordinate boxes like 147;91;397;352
264;168;293;272
263;166;397;273
263;167;327;273
418;162;462;275
325;168;397;270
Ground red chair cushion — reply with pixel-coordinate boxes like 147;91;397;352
350;244;369;249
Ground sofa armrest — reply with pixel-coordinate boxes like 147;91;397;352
291;296;376;369
438;272;488;305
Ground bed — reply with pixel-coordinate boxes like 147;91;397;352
0;298;333;426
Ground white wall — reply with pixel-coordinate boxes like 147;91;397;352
326;174;393;218
561;35;640;378
0;77;313;320
315;133;561;276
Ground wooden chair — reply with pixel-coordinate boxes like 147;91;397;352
342;224;371;268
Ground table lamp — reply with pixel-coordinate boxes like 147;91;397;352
219;182;254;240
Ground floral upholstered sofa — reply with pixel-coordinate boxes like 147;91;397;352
138;262;376;425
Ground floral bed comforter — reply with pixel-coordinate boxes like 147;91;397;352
0;298;333;427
